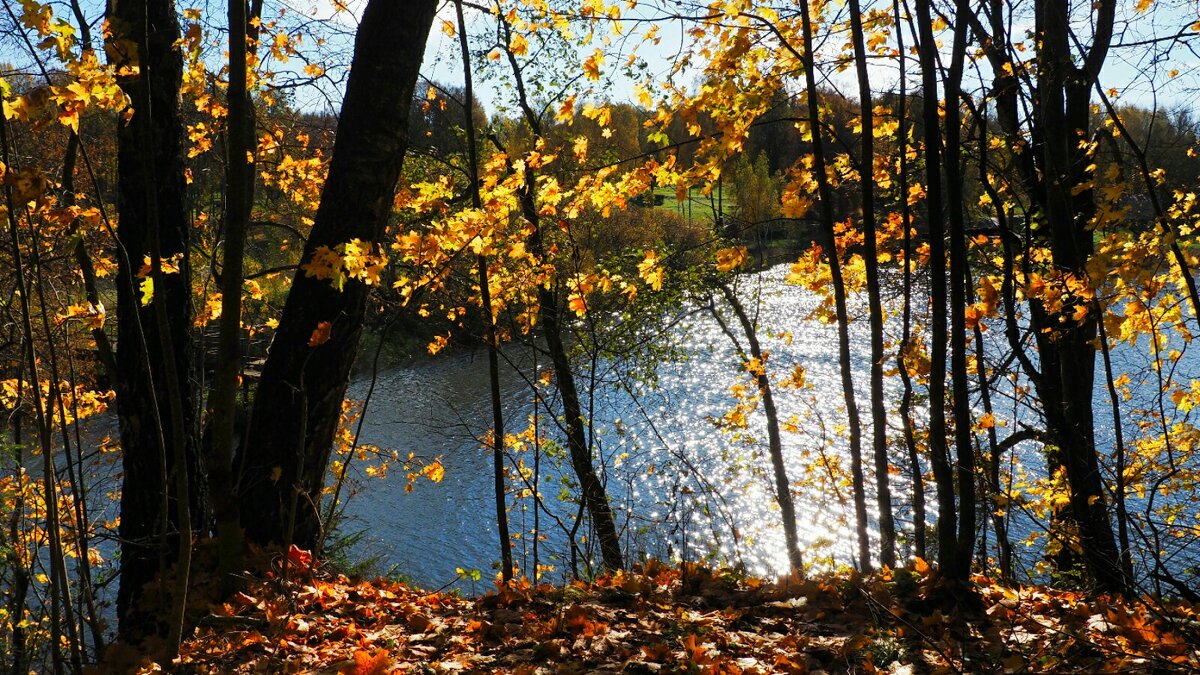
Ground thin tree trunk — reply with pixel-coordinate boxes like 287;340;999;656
848;0;896;569
965;244;1012;580
237;0;438;549
912;0;958;576
6;377;30;675
1;113;81;675
520;185;624;572
207;0;257;587
892;0;925;561
1096;306;1134;588
28;192;94;668
491;11;624;573
944;0;976;582
454;0;513;583
716;283;804;574
971;104;1018;581
794;0;871;572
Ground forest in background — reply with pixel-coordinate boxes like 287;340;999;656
0;0;1199;671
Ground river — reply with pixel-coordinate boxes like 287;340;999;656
339;262;1200;592
343;265;929;589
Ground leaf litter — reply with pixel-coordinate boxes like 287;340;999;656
119;553;1200;674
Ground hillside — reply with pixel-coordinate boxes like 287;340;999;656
108;553;1200;674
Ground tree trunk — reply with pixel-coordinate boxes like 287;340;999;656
912;0;959;577
944;0;977;582
237;0;438;549
1032;0;1124;594
207;0;261;587
489;10;624;573
891;0;926;561
519;183;625;573
107;0;202;642
717;283;804;574
848;0;896;569
454;0;513;583
795;0;870;571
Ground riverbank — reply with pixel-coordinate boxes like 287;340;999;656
118;557;1198;673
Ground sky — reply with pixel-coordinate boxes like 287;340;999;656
1;0;1195;125
413;0;1199;119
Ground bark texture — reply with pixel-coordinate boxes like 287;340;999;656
237;0;438;549
108;0;201;640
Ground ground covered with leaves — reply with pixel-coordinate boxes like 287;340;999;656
117;554;1200;674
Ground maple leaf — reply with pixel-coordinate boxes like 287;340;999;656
423;459;445;483
287;545;313;573
308;321;332;347
715;246;749;273
638;250;664;291
139;277;154;306
583;48;604;79
340;649;391;675
509;32;529;57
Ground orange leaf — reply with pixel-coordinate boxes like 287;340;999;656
288;545;313;573
341;650;391;675
308;321;332;347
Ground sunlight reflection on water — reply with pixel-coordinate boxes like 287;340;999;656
344;264;923;588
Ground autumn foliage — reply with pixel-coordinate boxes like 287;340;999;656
153;557;1200;673
2;0;1200;671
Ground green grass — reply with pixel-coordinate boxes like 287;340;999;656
649;185;734;225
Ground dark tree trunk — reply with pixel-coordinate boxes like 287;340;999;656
795;0;870;571
207;0;262;587
717;284;804;574
519;184;625;573
848;0;896;569
912;0;959;577
944;0;977;582
891;0;926;561
236;0;438;549
107;0;202;642
489;11;624;573
1032;0;1124;594
454;0;513;583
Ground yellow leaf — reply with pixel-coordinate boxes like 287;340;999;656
556;95;576;124
568;292;588;316
583;48;604;80
509;33;528;57
637;250;663;291
907;183;926;205
715;246;749;273
139;277;154;306
427;334;449;355
423;460;445;483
